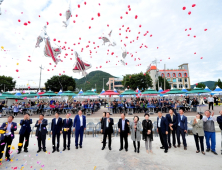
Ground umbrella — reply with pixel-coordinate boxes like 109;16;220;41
22;92;39;97
181;87;188;92
101;90;120;96
39;90;57;96
100;89;105;95
142;88;160;94
166;88;186;94
6;96;24;100
15;92;22;96
0;92;14;99
121;89;138;95
187;88;209;94
81;90;98;96
58;90;77;96
161;89;170;94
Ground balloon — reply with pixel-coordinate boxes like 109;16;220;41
193;35;196;38
126;11;128;14
182;6;186;10
76;14;78;17
78;4;80;8
204;29;207;31
53;39;56;41
97;13;100;17
194;52;196;54
91;17;94;20
139;25;141;27
18;19;21;22
187;34;190;36
185;29;187;31
24;22;27;26
189;28;191;30
46;22;49;25
200;57;203;59
84;2;86;5
16;63;19;65
59;13;62;16
188;11;191;15
192;4;196;7
16;69;19;72
120;16;122;19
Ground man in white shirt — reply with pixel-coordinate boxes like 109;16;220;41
207;95;214;110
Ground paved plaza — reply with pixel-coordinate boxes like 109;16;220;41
0;133;222;170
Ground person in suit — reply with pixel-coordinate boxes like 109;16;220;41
129;116;141;153
157;112;169;153
18;113;32;154
192;113;205;155
101;112;114;150
173;104;187;150
217;110;222;131
166;109;178;148
35;114;48;153
142;113;153;153
0;115;17;162
100;112;106;143
63;113;73;151
51;112;63;152
118;113;130;152
73;110;86;149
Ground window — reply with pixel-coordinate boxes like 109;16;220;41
178;73;182;77
178;78;182;82
173;84;177;88
185;78;187;82
184;73;187;77
161;73;165;77
185;84;188;88
167;73;170;77
173;78;176;82
167;78;171;82
114;81;122;85
173;73;176;77
179;84;183;88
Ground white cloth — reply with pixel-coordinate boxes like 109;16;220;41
56;118;58;124
106;118;109;127
79;115;83;126
207;97;214;103
202;116;216;122
158;117;161;128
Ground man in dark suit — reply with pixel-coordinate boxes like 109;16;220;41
166;109;178;148
35;114;48;153
73;110;86;149
18;113;32;154
51;112;63;152
63;113;73;151
174;104;187;150
101;112;114;150
157;112;169;153
0;115;17;162
118;113;129;151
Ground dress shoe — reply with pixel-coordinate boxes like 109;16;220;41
17;150;21;154
211;151;218;155
168;146;171;149
134;149;136;152
184;147;187;150
24;149;28;153
63;148;66;151
52;149;56;153
79;145;82;148
57;149;60;152
43;149;47;152
160;146;165;149
76;146;78;149
109;147;112;150
119;148;123;151
177;145;180;148
68;147;70;150
206;148;210;152
101;147;105;150
164;150;168;153
125;148;128;152
137;149;140;153
173;145;177;148
37;150;41;153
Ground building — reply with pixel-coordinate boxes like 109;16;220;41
106;77;124;91
147;63;191;89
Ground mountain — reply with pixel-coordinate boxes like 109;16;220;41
75;70;117;93
191;81;216;90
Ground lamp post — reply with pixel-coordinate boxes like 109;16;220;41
103;78;106;90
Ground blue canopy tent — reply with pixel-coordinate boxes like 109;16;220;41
181;87;188;93
114;89;117;93
211;86;222;95
158;87;163;93
100;89;105;95
204;86;211;92
57;89;63;95
78;89;83;95
15;92;22;96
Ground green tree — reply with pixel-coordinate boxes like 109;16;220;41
0;75;16;91
196;83;206;89
155;76;171;91
45;75;76;92
67;86;73;91
122;72;153;90
214;79;222;89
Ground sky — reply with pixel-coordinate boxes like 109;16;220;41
0;0;222;88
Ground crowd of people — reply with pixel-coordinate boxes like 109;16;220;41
0;106;222;165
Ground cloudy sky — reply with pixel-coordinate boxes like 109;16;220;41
0;0;222;88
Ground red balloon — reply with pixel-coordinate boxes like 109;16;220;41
46;22;49;25
58;41;60;43
193;35;196;38
185;29;187;31
192;4;196;7
53;39;56;41
135;15;138;19
150;34;152;37
73;20;76;23
122;25;124;27
129;8;131;11
59;73;61;75
59;13;62;16
204;29;207;31
182;6;186;10
139;25;141;27
28;21;31;24
187;34;190;36
39;15;40;17
78;4;80;8
107;24;109;27
18;19;21;22
188;11;191;15
126;11;128;14
128;5;130;8
89;26;91;29
189;28;192;30
120;16;123;19
24;23;27;26
98;13;100;17
84;2;86;5
91;17;94;20
200;57;203;59
194;52;196;54
16;69;19;72
76;14;78;17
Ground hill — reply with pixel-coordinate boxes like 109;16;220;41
75;70;117;92
191;81;216;90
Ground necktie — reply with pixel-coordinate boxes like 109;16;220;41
66;119;68;124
